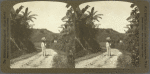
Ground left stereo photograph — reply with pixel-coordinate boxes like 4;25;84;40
2;1;75;69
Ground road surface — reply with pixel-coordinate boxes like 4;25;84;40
10;49;57;68
75;49;122;68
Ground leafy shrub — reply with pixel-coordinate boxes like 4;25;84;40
116;35;139;67
52;54;73;68
117;49;132;68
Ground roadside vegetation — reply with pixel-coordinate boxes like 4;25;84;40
10;6;38;59
116;3;140;67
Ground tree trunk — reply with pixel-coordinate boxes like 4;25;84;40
10;37;21;51
75;36;86;50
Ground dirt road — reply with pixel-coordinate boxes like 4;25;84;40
75;49;122;68
10;49;57;68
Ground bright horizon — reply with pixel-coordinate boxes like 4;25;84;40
14;1;133;33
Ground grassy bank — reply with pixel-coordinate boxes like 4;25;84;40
117;49;133;68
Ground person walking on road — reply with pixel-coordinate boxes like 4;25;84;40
106;37;111;56
41;37;47;56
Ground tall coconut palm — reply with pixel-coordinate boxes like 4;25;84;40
21;7;37;22
87;7;103;22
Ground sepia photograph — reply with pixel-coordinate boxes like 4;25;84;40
74;1;140;68
0;0;149;73
10;1;75;68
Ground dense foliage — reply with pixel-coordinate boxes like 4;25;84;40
59;4;103;55
10;6;37;56
117;3;140;67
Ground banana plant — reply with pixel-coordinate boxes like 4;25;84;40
10;5;24;20
10;6;37;52
10;6;24;51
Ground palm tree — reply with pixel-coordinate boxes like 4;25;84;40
10;5;24;20
66;4;102;52
10;6;24;51
10;6;37;53
87;7;103;23
21;7;37;23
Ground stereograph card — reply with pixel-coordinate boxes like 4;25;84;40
0;0;149;73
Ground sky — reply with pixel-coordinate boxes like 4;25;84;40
14;1;133;33
13;1;68;33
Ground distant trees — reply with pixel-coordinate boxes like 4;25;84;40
10;6;37;53
125;3;140;67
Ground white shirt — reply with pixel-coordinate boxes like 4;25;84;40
106;42;111;48
41;42;46;48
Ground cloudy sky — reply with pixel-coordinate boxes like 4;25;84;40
14;1;133;33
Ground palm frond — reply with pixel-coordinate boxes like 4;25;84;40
129;20;137;24
10;8;17;19
127;15;135;21
81;5;90;14
80;13;88;19
24;7;28;17
29;16;36;19
131;10;136;15
61;16;68;21
29;19;34;22
91;7;94;15
93;11;98;15
95;19;99;22
93;18;100;22
29;14;38;17
96;14;103;16
66;3;71;8
21;11;25;15
26;14;38;17
66;8;72;16
76;7;82;14
16;5;24;14
93;16;102;22
27;11;32;16
87;11;91;14
124;26;130;29
131;3;136;8
135;7;138;11
97;16;102;19
16;14;23;19
94;15;102;18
